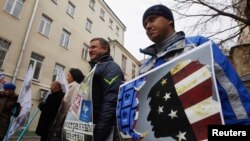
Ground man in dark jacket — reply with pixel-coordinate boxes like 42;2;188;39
35;81;65;141
140;4;250;126
89;38;124;141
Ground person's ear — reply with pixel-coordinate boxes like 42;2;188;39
168;20;173;25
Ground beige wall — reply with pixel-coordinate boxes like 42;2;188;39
110;40;140;80
0;0;140;131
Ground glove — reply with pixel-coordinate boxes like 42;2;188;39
38;102;45;111
11;102;21;117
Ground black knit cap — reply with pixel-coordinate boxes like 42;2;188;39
142;4;174;27
69;68;85;84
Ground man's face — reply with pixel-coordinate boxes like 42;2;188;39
144;15;174;43
89;40;107;61
51;82;60;93
4;89;14;96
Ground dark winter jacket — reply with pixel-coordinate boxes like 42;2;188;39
35;90;65;138
0;92;18;140
89;55;124;140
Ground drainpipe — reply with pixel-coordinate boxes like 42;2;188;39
12;0;40;83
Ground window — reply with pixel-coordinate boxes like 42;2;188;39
122;55;127;73
82;43;88;60
66;2;75;17
116;26;119;36
85;18;92;32
109;18;113;29
112;45;115;57
4;0;24;18
52;63;64;81
0;38;11;68
39;15;52;37
132;63;136;78
100;9;105;21
89;0;95;10
60;29;70;48
29;52;44;80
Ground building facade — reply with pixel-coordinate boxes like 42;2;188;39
230;0;250;90
0;0;140;131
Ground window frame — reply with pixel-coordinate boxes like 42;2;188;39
66;1;75;17
132;63;136;78
109;18;113;30
85;18;92;32
52;63;65;81
29;52;44;80
82;43;88;60
100;8;105;21
116;26;120;36
89;0;95;10
0;38;11;68
121;55;127;73
60;29;71;48
4;0;24;18
39;15;52;37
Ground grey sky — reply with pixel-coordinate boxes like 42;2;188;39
104;0;164;61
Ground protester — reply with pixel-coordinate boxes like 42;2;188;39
35;81;65;141
49;68;84;140
0;83;21;140
140;4;250;125
88;38;124;141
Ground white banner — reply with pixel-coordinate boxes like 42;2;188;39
7;65;33;138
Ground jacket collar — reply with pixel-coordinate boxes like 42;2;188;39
140;31;185;57
88;55;113;68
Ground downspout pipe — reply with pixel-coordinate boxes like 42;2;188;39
12;0;40;83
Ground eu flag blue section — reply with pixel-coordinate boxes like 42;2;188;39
79;99;92;123
124;81;135;91
122;89;134;107
121;107;131;126
117;76;146;138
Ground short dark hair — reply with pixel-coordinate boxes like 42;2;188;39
90;38;110;54
69;68;85;84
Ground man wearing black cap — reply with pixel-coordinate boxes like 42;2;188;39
140;3;250;137
0;83;21;140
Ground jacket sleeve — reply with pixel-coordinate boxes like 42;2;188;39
189;36;250;124
94;62;124;136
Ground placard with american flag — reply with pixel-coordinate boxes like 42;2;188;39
116;41;223;141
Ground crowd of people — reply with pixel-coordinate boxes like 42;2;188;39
1;3;250;141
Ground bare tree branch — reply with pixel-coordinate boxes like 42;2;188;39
167;0;250;49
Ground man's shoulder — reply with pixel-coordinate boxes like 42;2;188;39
100;60;120;67
186;35;210;45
